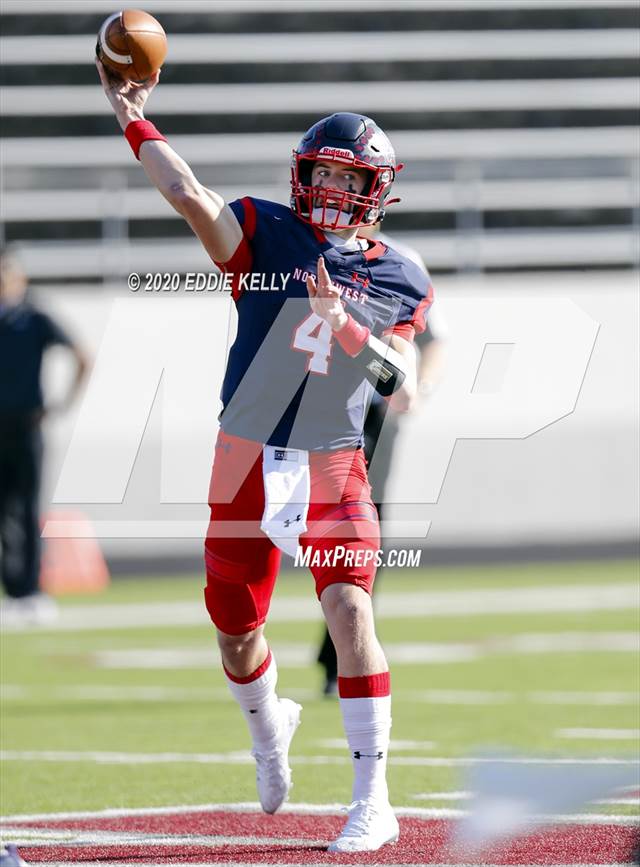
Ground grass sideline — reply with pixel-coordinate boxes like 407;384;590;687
1;558;638;815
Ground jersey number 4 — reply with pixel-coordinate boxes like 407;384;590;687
292;312;333;375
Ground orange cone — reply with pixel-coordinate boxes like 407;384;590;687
40;511;110;595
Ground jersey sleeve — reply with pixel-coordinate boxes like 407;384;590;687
382;261;434;343
214;196;259;302
415;298;447;346
228;196;258;245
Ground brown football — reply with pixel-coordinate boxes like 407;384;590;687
96;9;167;81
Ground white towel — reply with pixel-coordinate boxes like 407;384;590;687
260;445;310;558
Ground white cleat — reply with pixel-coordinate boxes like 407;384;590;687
252;698;302;814
328;798;400;853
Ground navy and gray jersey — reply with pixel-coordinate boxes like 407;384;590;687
215;197;433;451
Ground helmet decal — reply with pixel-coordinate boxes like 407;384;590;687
317;146;355;162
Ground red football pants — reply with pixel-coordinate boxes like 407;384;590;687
204;430;380;635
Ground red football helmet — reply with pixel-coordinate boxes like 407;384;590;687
290;113;400;230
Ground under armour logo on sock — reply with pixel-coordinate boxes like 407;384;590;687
249;709;258;714
353;750;384;760
283;514;302;528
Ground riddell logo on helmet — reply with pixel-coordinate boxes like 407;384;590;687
317;146;354;162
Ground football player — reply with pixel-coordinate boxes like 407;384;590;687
97;61;432;853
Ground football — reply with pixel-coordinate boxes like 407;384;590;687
96;9;167;81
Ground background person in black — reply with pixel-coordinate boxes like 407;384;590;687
317;231;447;695
0;247;89;626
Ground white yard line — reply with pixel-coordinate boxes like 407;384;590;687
411;791;640;806
388;756;640;769
2;684;637;708
2;684;637;705
0;684;318;703
2;750;638;769
1;801;349;823
318;738;436;751
0;798;636;831
408;688;513;704
0;828;321;848
0;749;261;766
529;691;640;706
2;581;637;633
89;633;639;670
0;685;215;702
407;689;640;705
412;791;473;800
556;728;640;741
368;686;631;705
500;633;639;653
91;644;478;667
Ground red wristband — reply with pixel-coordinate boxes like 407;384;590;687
334;314;370;357
124;120;168;160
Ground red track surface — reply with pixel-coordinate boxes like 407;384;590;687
3;809;638;864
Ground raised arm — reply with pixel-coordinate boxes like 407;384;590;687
96;60;242;264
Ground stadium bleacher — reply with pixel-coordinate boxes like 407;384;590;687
0;0;638;280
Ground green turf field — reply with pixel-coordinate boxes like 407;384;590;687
1;559;638;817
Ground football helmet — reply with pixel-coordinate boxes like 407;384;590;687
290;113;400;230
